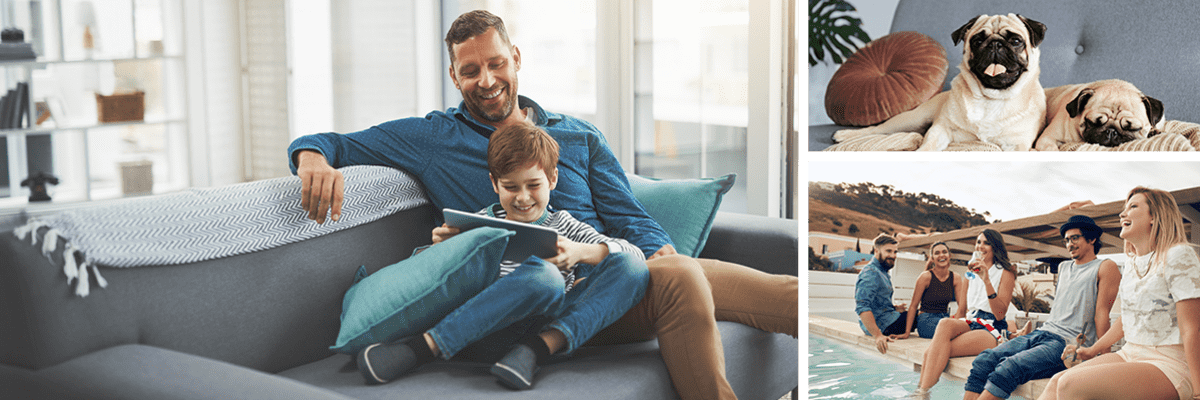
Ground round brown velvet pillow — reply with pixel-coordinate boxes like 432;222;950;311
825;31;948;127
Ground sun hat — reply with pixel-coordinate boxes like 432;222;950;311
1060;215;1102;236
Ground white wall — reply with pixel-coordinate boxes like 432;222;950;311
808;0;899;125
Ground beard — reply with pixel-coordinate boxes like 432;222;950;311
879;257;896;271
461;81;518;123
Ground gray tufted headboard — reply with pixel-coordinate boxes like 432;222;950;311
890;0;1199;124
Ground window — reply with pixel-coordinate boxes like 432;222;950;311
633;0;750;213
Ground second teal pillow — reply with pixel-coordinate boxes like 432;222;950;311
626;173;735;258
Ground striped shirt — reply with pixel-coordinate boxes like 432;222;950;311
483;203;645;292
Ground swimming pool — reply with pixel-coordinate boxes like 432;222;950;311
808;335;1028;400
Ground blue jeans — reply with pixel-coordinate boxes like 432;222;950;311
965;330;1067;398
428;252;648;359
915;312;948;339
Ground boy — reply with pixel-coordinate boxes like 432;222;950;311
356;123;649;390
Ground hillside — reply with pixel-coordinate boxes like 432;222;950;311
810;198;923;238
809;181;995;238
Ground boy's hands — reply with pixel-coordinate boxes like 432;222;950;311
545;237;608;271
296;151;344;224
431;224;461;244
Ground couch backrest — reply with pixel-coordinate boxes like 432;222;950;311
1;204;436;373
892;0;1199;124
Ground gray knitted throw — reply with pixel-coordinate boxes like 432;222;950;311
13;166;429;297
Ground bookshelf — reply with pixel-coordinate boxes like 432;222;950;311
0;0;185;207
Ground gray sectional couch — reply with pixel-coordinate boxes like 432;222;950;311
810;0;1200;150
0;175;798;399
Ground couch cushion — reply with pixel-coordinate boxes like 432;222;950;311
626;173;735;258
331;227;513;354
32;344;353;400
281;321;798;400
0;204;437;373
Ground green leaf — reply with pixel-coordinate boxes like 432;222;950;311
809;0;872;66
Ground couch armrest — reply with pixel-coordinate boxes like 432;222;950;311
30;344;353;400
698;212;797;276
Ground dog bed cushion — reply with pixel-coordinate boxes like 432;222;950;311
825;31;948;127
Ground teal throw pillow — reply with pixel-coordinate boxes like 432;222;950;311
330;227;513;354
625;173;735;258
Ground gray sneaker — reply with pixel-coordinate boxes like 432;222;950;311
490;344;540;390
356;336;428;385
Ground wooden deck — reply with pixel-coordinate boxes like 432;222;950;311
809;314;1050;399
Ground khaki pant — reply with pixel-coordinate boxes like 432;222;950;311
585;255;799;400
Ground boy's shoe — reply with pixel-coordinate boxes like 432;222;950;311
490;344;540;390
356;336;432;385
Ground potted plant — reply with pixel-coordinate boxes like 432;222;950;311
808;0;871;66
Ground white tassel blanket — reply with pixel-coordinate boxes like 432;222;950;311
12;166;429;297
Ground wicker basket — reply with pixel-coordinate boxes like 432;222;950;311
96;91;145;123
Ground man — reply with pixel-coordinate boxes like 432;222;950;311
288;10;797;399
855;233;911;354
962;215;1120;400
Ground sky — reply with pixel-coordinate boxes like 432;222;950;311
808;161;1200;223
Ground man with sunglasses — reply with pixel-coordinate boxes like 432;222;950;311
961;215;1121;400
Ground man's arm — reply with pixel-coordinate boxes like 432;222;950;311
1092;259;1121;342
579;131;672;257
855;270;892;353
287;117;443;223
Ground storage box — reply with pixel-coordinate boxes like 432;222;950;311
96;91;144;123
119;160;153;196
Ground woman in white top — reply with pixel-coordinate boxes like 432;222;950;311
1038;187;1200;400
907;229;1019;398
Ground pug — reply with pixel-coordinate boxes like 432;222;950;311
832;14;1047;151
1034;79;1165;150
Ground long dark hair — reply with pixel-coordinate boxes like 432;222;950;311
927;241;950;271
981;228;1014;273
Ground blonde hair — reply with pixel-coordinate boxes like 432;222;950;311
1124;186;1190;277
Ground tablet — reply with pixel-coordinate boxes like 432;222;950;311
443;208;558;262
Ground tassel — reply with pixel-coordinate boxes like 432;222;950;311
41;228;59;256
13;222;31;240
75;263;90;297
63;247;78;285
91;264;107;289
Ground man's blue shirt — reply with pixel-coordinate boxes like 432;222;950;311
287;96;672;258
855;258;900;335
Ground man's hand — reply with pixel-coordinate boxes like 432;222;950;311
895;303;908;313
890;333;910;340
648;244;678;260
1075;345;1101;361
431;224;461;245
874;335;893;354
296;151;344;224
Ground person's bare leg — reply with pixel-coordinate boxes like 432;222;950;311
1053;354;1178;400
539;329;567;354
920;321;997;390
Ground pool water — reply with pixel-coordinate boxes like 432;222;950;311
808;335;1028;400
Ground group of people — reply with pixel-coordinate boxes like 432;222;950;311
287;10;797;400
855;188;1200;400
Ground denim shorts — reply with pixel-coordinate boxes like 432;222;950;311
966;310;1008;332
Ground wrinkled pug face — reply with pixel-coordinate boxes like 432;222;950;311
951;14;1046;90
1067;85;1165;147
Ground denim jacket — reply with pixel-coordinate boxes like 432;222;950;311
856;258;900;335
